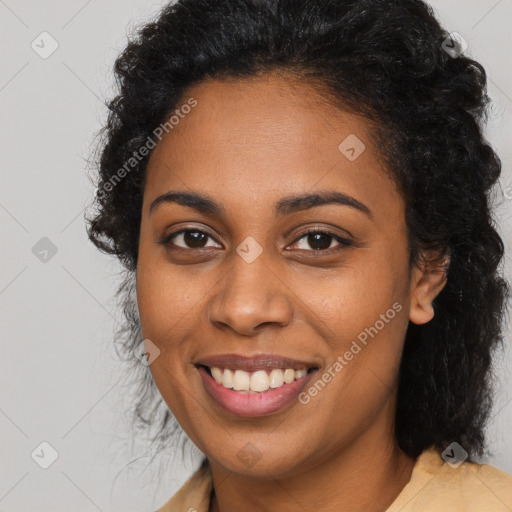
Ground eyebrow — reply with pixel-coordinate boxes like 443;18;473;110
149;190;372;219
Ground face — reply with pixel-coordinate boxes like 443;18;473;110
136;72;438;478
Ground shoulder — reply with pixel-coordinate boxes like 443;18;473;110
156;459;213;512
155;449;512;512
387;446;512;512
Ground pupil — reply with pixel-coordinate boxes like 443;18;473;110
308;233;331;250
184;231;207;248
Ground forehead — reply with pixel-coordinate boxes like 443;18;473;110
144;73;400;217
155;72;371;151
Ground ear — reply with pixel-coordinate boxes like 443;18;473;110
409;249;450;325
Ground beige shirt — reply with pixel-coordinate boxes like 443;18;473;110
157;447;512;511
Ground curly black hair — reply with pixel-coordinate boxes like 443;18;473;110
85;0;510;462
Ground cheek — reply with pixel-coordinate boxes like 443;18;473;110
135;247;218;403
136;274;200;383
135;243;204;343
292;251;409;414
136;263;201;423
294;251;407;347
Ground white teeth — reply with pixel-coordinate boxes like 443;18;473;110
250;370;270;392
295;369;307;379
283;369;295;384
211;367;222;384
223;368;234;388
269;369;284;388
209;367;310;392
233;369;250;391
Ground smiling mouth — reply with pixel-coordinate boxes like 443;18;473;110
197;365;318;393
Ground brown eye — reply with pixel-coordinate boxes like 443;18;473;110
289;229;353;252
182;231;208;248
161;229;222;250
305;232;333;250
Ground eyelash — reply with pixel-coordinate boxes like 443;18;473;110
159;227;353;254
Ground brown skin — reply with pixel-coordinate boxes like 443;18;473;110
136;71;448;512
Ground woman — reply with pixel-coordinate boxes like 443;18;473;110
86;0;512;510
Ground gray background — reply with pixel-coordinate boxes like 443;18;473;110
1;0;511;510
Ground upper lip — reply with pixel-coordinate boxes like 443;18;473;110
195;353;319;372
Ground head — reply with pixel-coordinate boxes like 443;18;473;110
86;0;509;475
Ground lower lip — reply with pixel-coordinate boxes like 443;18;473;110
197;366;317;418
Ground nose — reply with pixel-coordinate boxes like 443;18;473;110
208;252;294;337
